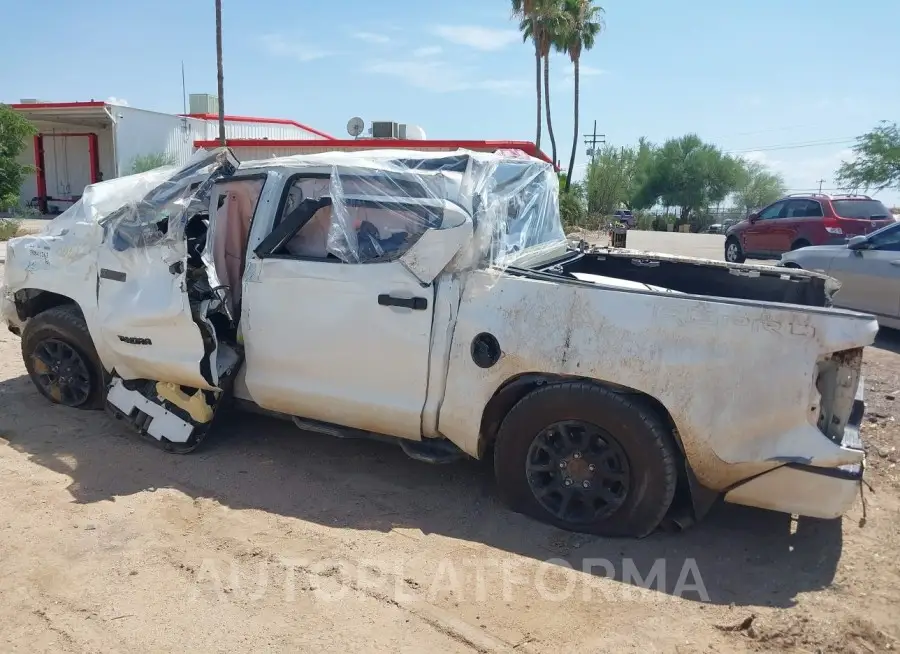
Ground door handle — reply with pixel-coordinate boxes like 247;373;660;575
378;294;428;310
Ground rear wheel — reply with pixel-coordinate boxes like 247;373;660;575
724;237;745;263
21;305;105;410
493;382;678;537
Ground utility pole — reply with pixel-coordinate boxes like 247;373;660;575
817;178;826;194
215;0;226;146
583;120;606;165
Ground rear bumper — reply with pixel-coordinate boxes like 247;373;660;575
723;384;865;520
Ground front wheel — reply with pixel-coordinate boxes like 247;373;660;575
494;382;678;537
724;237;745;263
21;305;106;409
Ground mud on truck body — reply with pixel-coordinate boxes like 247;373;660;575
1;147;876;537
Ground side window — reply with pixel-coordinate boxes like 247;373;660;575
273;176;438;264
328;203;434;263
785;199;823;218
759;201;786;220
868;225;900;252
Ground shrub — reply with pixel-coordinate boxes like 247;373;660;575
131;152;175;174
0;218;21;241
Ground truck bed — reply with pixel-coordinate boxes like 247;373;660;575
535;246;839;307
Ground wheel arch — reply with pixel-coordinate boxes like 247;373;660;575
13;288;81;322
478;372;685;459
790;238;811;250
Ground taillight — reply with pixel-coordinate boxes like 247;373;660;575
824;216;843;235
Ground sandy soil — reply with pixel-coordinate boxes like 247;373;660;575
1;302;899;652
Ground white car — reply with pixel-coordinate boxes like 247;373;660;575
780;221;900;329
1;148;876;537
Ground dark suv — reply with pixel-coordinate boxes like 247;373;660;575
724;194;895;263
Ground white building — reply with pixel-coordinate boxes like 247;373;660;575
10;99;555;214
10;96;333;213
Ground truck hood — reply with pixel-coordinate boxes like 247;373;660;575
784;244;848;256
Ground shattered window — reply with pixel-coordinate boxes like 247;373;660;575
328;201;434;263
279;175;437;263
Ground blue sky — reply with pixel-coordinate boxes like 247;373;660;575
3;0;899;204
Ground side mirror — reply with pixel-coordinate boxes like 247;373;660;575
847;235;869;250
748;213;760;223
400;202;474;284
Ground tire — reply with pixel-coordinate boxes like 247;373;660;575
21;305;106;410
724;237;745;263
494;382;678;538
791;239;811;251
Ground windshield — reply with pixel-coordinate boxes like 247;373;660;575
864;220;900;241
833;199;892;219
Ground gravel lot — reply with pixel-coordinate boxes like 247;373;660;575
1;234;898;653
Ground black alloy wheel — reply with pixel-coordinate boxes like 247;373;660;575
525;419;631;525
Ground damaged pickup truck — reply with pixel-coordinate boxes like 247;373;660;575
1;147;877;537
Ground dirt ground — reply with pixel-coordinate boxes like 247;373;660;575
1;283;900;652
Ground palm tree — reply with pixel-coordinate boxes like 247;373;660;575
511;0;542;150
215;0;226;146
561;0;604;191
520;1;570;168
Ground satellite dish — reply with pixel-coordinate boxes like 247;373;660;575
347;117;365;138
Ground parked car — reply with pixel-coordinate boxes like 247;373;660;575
724;193;895;263
780;220;900;329
707;223;722;234
1;148;876;537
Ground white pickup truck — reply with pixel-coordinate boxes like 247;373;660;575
1;148;877;537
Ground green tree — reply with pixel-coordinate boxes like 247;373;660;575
0;104;37;211
131;152;175;174
560;0;604;191
584;145;634;216
558;172;586;231
634;134;744;221
836;121;900;192
734;160;785;212
512;0;544;150
520;0;570;167
625;137;655;209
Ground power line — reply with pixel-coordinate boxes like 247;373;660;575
583;119;605;163
726;137;856;154
708;123;823;140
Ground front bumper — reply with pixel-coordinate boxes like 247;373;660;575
0;284;22;336
723;383;865;520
